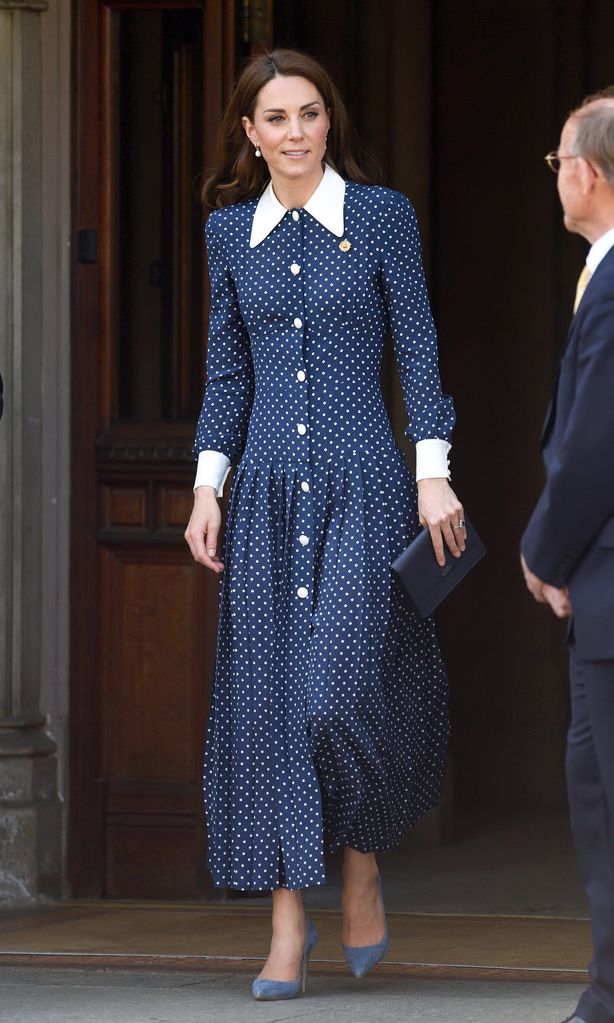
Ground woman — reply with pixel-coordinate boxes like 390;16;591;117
185;49;465;1000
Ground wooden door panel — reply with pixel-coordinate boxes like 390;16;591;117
156;484;195;531
99;546;205;782
106;823;204;899
100;485;149;530
107;781;198;816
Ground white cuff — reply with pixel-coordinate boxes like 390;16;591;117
194;450;232;497
415;438;451;481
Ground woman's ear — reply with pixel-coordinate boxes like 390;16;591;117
242;115;257;148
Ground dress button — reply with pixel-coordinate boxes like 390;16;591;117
296;369;306;382
297;586;308;599
301;481;310;492
292;210;300;221
299;534;309;546
293;317;303;329
290;263;301;275
297;423;307;435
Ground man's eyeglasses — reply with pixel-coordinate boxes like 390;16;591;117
545;151;578;173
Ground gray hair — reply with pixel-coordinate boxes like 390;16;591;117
569;87;614;187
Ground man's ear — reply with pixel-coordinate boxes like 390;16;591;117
578;155;598;194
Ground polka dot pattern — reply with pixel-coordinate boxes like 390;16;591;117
194;181;455;891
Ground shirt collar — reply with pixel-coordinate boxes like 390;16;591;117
249;162;346;248
586;226;614;273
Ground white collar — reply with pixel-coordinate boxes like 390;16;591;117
586;226;614;273
249;163;346;248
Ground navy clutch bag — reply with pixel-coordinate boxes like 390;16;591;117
391;515;486;618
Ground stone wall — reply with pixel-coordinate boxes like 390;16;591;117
0;0;62;906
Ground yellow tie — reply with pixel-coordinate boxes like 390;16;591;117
573;265;592;313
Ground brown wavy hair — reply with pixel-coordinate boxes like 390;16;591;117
201;49;378;210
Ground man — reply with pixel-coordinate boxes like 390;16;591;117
521;87;614;1023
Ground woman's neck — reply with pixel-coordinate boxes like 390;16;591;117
270;164;325;209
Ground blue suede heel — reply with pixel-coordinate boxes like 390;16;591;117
342;875;389;978
252;915;318;1001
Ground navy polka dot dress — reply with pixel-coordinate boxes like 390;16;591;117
194;166;456;891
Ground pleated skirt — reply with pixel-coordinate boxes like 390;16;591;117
204;448;449;891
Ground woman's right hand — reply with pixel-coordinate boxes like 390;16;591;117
184;486;225;573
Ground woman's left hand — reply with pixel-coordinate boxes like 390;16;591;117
417;477;466;567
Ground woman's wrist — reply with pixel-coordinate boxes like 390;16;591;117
194;484;219;499
417;476;449;487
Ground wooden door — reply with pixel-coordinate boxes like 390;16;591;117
70;0;238;899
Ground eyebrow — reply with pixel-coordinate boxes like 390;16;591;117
262;101;321;113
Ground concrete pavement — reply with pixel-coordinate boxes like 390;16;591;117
0;968;584;1023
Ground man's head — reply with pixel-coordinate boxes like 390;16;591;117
556;87;614;243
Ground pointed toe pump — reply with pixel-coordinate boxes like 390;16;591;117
342;875;389;979
252;915;318;1001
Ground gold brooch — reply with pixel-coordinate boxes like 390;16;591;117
339;239;352;252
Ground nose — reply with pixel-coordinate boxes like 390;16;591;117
287;117;304;140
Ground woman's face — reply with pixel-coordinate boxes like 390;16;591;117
243;75;330;188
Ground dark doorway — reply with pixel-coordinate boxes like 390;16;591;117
272;0;613;911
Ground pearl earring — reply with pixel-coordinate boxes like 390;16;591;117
255;145;261;157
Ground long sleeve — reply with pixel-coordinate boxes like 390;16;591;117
192;211;255;473
379;193;456;456
521;323;614;586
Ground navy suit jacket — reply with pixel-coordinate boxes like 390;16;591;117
522;244;614;661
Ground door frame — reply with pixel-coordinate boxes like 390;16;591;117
69;0;236;898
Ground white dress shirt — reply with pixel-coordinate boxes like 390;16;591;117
586;225;614;273
194;166;451;495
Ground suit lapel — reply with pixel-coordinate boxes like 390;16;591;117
540;244;614;450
